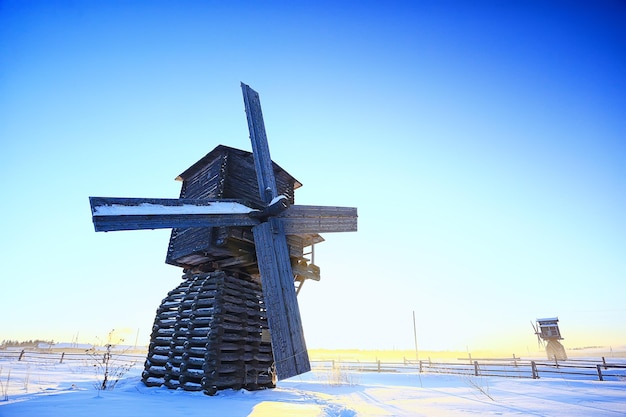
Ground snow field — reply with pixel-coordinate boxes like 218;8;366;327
1;355;625;416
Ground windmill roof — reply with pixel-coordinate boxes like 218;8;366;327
175;144;302;189
537;317;559;323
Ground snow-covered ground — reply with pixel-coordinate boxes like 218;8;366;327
2;353;625;417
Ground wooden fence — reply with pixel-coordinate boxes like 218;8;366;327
309;356;626;382
0;349;145;364
2;349;625;382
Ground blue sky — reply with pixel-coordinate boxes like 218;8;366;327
1;1;624;353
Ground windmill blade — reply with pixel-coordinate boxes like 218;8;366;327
242;83;311;379
280;205;358;234
531;321;543;348
89;197;259;232
253;220;311;379
241;82;277;204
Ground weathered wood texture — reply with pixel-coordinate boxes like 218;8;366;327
90;197;356;234
165;145;300;270
224;147;296;207
142;271;275;394
281;205;358;234
242;83;311;379
90;197;258;232
242;83;278;204
252;220;310;379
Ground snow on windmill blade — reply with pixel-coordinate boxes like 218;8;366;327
89;197;259;232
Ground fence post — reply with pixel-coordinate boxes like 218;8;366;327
419;360;423;373
473;361;479;376
377;360;381;373
553;355;559;368
531;361;539;379
513;353;518;367
60;352;65;364
602;356;607;370
596;365;604;381
18;349;25;361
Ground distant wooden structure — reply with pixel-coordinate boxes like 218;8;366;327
89;83;357;394
533;317;567;361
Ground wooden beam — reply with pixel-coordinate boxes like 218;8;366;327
92;214;259;232
252;220;310;380
280;205;358;234
242;83;277;204
90;197;357;234
89;197;259;232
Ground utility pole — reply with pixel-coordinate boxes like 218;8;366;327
412;310;419;361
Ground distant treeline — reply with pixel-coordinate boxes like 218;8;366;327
1;339;54;348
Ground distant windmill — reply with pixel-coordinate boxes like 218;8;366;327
89;83;357;394
531;317;567;361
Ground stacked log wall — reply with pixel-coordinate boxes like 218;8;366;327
202;274;275;394
165;151;227;267
165;146;304;270
224;152;295;205
141;271;275;395
142;277;198;386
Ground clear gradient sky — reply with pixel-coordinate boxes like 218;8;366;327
1;1;624;354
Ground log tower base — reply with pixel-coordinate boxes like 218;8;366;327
141;271;276;395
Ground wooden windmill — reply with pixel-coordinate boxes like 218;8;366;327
89;83;357;394
532;317;567;361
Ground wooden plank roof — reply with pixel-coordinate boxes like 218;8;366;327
175;144;302;190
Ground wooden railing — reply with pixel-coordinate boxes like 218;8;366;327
2;349;625;382
0;348;145;364
309;356;626;382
